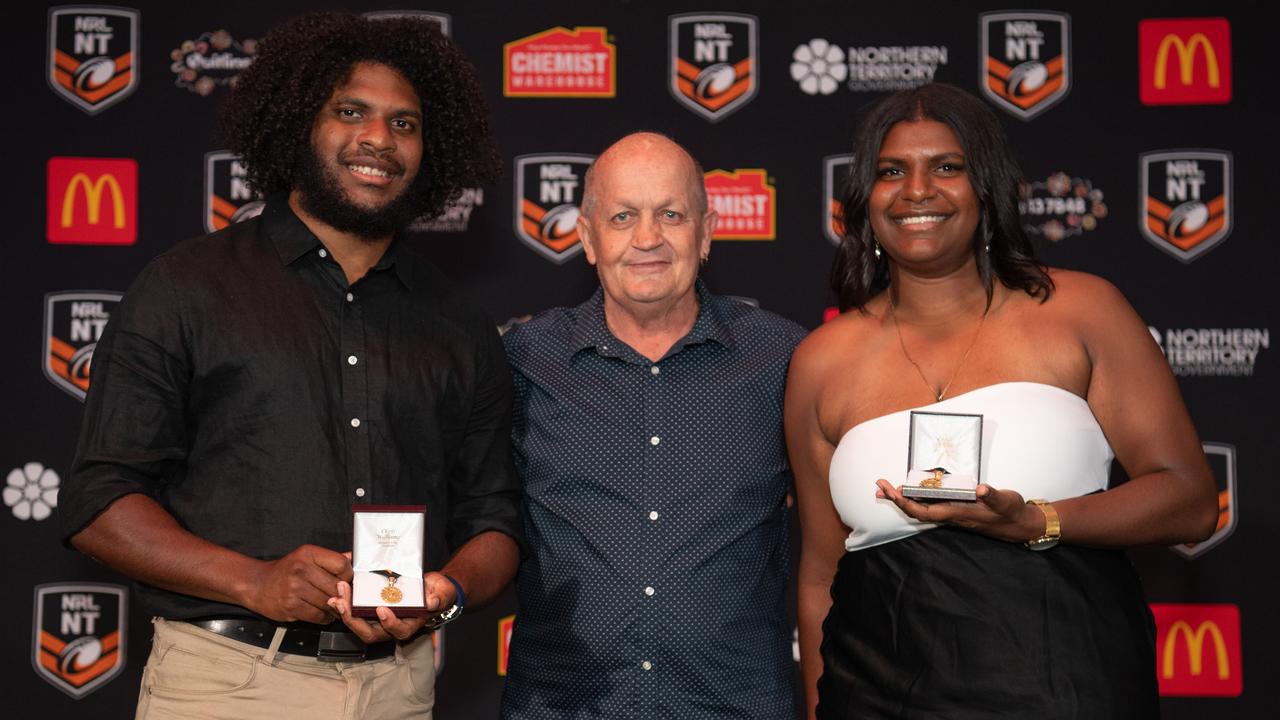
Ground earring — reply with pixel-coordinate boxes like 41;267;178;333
873;240;882;260
700;255;709;266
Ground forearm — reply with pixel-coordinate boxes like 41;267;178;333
71;492;264;608
1054;468;1217;548
440;530;519;608
797;580;834;720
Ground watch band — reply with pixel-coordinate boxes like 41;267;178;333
422;573;465;631
1025;499;1061;551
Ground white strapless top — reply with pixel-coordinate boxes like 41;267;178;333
829;382;1114;552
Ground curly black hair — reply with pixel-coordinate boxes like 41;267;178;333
219;12;500;219
830;83;1053;312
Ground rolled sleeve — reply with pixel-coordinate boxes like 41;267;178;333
61;257;192;543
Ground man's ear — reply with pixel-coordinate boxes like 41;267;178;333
577;214;597;266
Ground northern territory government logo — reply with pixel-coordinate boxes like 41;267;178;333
980;12;1071;120
1172;442;1237;560
44;291;122;401
169;29;257;96
504;27;615;98
48;6;139;114
705;169;776;240
669;13;759;122
1019;171;1108;242
204;151;264;233
823;154;854;245
1140;150;1232;262
513;154;594;263
32;583;127;699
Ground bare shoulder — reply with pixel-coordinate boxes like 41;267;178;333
790;306;881;377
1038;268;1142;329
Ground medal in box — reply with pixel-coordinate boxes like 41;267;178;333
901;411;982;502
351;505;427;617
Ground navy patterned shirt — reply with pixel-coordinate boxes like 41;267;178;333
501;281;806;719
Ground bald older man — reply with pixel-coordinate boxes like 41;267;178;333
500;133;806;719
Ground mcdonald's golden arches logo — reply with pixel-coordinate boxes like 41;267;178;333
1140;18;1231;105
1150;603;1242;696
47;157;137;245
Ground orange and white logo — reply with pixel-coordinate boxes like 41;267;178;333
204;151;264;233
47;7;139;114
1172;443;1237;559
669;13;759;122
823;155;854;246
504;27;615;98
1140;18;1231;105
47;157;138;245
705;169;776;241
1140;150;1231;262
980;12;1071;120
513;153;594;263
1151;603;1243;697
497;614;515;676
43;291;122;402
32;583;127;699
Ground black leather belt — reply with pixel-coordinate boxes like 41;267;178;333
184;618;395;662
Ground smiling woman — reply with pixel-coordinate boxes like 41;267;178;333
786;83;1218;719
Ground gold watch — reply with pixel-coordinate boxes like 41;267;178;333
1025;499;1060;551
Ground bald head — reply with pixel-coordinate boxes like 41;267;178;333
581;132;707;218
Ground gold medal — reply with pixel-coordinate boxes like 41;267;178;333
375;570;403;604
920;467;947;489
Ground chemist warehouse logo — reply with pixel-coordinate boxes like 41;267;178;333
48;6;139;114
204;151;264;233
1140;150;1232;262
32;583;128;699
513;154;594;264
1150;604;1242;696
504;27;615;98
705;169;776;240
980;12;1071;120
823;154;854;245
44;291;122;401
669;13;759;122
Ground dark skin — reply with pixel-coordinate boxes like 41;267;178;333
71;62;520;641
786;120;1218;719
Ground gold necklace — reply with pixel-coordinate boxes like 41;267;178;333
888;297;987;402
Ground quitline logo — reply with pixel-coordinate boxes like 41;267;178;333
1140;18;1231;105
47;6;139;114
47;157;138;245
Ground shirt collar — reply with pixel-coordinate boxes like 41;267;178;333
261;196;414;289
569;279;734;359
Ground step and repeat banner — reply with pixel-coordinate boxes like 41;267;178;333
6;1;1273;717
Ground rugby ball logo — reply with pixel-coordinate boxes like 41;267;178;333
513;154;595;264
980;12;1071;120
669;13;759;122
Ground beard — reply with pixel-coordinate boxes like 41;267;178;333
293;145;426;240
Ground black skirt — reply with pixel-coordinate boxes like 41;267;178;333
817;528;1158;719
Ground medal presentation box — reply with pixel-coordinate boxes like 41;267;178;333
352;505;427;618
901;411;982;502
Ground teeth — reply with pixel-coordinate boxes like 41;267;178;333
896;215;946;225
349;165;390;178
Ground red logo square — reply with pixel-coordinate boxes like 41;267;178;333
1140;18;1231;105
47;157;138;245
1151;603;1243;696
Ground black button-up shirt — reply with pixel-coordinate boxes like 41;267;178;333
62;197;522;620
501;283;806;719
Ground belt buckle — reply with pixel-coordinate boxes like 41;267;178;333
317;630;367;662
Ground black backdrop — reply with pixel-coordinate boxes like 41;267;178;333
7;1;1274;717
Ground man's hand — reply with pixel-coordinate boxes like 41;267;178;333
328;570;459;643
242;544;353;624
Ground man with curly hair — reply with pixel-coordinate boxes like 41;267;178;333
60;13;520;719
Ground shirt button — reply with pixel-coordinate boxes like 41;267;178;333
650;365;660;375
318;248;328;258
355;488;366;498
648;510;659;521
347;355;358;365
641;660;653;671
350;418;361;428
346;292;354;302
650;436;660;446
644;586;655;596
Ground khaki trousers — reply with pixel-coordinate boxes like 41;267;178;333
135;618;435;720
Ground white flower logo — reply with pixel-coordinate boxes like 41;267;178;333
791;39;847;95
5;462;60;521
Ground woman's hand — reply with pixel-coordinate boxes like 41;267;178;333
875;479;1046;544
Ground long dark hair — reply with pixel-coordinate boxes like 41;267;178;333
830;83;1052;312
219;12;500;220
